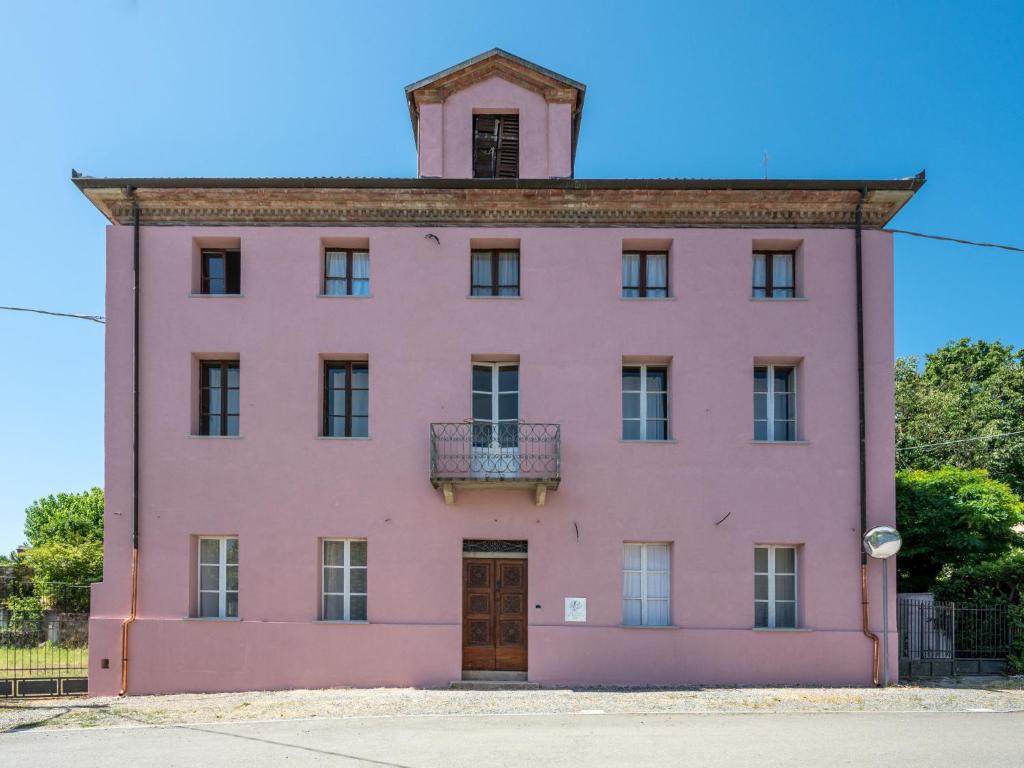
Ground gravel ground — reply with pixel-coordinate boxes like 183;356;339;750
2;677;1022;733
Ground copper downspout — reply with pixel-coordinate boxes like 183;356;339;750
119;191;141;696
855;188;881;686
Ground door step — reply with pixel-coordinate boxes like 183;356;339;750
452;671;536;690
462;671;528;682
449;679;539;691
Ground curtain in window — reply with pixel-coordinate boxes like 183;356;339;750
351;252;370;296
325;252;347;296
752;253;767;297
623;543;642;625
772;253;794;296
645;543;670;626
622;253;641;297
498;251;519;296
646;253;667;296
471;252;492;295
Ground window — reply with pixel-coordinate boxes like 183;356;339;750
322;539;367;621
324;249;369;296
199;361;240;436
622;251;668;298
201;249;241;295
623;543;670;626
753;365;796;441
752;251;795;298
471;250;520;297
198;537;238;619
323;362;368;437
472;363;519;452
622;365;668;441
755;546;797;628
473;114;519;178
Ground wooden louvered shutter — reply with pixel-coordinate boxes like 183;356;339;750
495;115;519;178
473;115;500;178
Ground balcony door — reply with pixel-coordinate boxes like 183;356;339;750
472;364;519;477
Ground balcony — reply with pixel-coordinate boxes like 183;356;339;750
429;422;561;506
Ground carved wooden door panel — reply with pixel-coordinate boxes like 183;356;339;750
462;559;495;670
494;559;527;671
462;558;527;672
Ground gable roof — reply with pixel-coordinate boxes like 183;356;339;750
404;48;586;159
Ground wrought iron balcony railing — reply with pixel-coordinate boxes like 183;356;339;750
429;422;561;505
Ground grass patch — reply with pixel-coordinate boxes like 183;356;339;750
0;645;88;678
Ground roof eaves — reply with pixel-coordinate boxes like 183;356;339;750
70;171;926;193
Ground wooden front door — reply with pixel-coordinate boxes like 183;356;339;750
462;558;527;671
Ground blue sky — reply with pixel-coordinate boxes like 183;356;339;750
1;0;1022;552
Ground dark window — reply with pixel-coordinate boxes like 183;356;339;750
324;249;370;296
622;252;669;298
200;361;240;436
752;251;795;298
622;365;668;441
324;362;369;437
201;249;241;295
754;365;797;441
473;114;519;178
471;250;520;297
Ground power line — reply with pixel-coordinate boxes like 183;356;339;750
896;429;1024;453
0;306;104;324
887;229;1024;254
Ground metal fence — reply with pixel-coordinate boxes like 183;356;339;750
898;597;1012;661
430;422;561;482
1;576;90;697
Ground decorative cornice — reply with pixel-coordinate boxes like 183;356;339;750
411;59;580;107
76;183;920;229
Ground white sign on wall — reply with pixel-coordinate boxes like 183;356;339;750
564;597;587;623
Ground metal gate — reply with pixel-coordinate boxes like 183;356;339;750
898;598;955;660
1;577;89;697
899;596;1011;667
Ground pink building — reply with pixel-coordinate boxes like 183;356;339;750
76;50;923;695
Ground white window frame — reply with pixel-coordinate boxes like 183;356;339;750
321;538;368;622
197;536;238;619
623;542;671;627
754;545;798;628
754;364;797;442
622;364;669;441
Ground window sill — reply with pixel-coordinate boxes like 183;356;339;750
184;617;241;622
619;624;681;630
750;297;807;302
620;438;678;444
317;293;373;299
189;293;244;298
314;620;369;625
466;295;523;300
188;434;243;439
620;296;676;302
315;436;371;441
751;627;813;632
750;440;809;445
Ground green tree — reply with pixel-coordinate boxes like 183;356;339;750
895;467;1024;592
20;541;102;612
23;487;103;548
933;547;1024;605
7;488;105;613
896;339;1024;496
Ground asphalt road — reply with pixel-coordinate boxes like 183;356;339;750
3;711;1023;767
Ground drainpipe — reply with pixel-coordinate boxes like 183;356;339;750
119;189;141;696
855;188;881;686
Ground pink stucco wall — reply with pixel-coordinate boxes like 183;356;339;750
416;76;574;178
89;223;898;696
